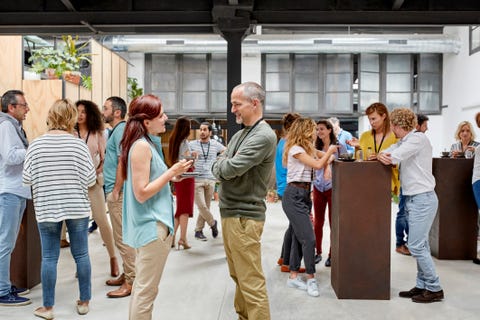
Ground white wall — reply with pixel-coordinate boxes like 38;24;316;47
440;26;480;155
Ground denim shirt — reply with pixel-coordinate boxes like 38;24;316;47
0;114;31;199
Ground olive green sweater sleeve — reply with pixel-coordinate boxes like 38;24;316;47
212;122;277;220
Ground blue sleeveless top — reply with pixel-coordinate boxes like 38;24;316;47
122;138;174;248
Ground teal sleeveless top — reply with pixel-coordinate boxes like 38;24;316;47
122;138;174;248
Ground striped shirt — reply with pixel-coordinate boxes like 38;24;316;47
22;133;96;223
188;139;225;180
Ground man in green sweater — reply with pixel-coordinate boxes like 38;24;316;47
212;82;276;320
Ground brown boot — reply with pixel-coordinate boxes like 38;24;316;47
106;281;132;298
105;273;125;286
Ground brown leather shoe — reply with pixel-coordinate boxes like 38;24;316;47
106;281;132;298
105;273;125;286
60;239;70;248
412;289;444;303
395;245;411;256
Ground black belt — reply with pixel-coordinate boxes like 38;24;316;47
288;181;311;190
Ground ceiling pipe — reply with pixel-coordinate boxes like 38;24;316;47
103;33;461;54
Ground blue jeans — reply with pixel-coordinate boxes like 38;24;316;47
0;193;26;296
395;189;409;247
37;217;91;307
472;180;480;209
405;191;442;292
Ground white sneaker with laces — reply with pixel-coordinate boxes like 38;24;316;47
307;278;320;297
287;276;307;291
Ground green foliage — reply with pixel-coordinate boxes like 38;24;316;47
81;74;92;90
28;35;92;77
127;77;143;99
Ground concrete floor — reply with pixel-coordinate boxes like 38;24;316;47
1;201;480;320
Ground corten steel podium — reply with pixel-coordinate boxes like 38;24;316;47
10;200;41;288
430;158;478;259
331;160;392;300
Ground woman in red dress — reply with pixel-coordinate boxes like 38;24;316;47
167;117;195;249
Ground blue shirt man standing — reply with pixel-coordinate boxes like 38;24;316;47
0;90;32;306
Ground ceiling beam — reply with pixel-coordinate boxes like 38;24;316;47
60;0;76;11
392;0;405;10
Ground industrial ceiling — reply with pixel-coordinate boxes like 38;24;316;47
0;1;479;37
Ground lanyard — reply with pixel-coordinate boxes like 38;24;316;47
109;121;125;138
373;130;386;153
231;118;263;155
199;140;210;160
77;128;91;144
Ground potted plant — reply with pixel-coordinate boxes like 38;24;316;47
28;35;92;84
28;46;64;79
60;35;91;85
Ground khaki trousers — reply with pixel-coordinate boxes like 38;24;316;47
89;182;116;257
194;179;216;232
129;222;171;320
222;217;270;320
106;191;136;284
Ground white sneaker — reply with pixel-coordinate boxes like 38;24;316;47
307;278;320;297
287;276;307;291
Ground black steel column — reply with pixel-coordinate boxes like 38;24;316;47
223;31;243;140
214;2;252;141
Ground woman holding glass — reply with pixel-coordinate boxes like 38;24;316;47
347;102;400;195
166;117;196;250
313;119;347;267
450;121;479;158
119;94;192;319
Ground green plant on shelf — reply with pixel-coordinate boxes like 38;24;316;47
81;75;92;90
28;35;92;79
128;77;144;99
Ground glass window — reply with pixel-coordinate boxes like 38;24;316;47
359;53;380;111
470;26;480;55
265;92;289;112
146;53;227;114
295;93;318;112
324;54;352;113
418;54;441;112
385;54;412;109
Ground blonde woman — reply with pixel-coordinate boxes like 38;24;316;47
23;99;96;319
450;121;479;158
282;117;337;297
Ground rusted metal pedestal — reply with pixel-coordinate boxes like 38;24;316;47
10;200;41;288
331;160;391;300
430;158;477;259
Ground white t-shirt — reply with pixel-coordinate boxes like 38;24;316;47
286;145;313;183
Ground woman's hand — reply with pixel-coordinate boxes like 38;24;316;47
170;159;193;180
346;137;359;147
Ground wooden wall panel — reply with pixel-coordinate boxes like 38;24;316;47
102;47;112;102
119;58;127;101
22;80;62;141
91;40;103;105
111;53;120;97
64;81;80;102
0;36;23;94
79;86;92;101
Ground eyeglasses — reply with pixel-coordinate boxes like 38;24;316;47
15;103;29;108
